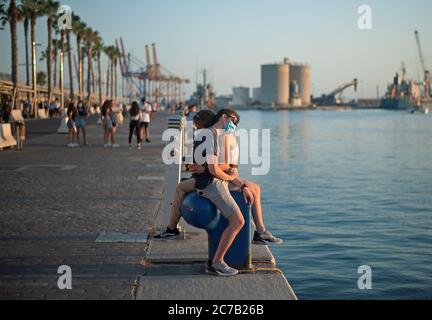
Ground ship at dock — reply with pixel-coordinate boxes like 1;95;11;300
381;30;431;113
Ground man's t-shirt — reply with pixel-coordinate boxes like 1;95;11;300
140;102;152;123
193;128;219;190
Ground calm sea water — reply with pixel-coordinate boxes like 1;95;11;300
238;109;432;300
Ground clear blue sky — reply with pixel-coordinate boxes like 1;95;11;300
1;0;432;98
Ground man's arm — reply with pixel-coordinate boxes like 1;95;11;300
207;155;238;181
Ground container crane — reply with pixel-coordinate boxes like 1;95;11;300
116;38;189;104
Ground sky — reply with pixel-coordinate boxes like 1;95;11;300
1;0;432;99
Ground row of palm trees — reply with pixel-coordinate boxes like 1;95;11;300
1;0;123;111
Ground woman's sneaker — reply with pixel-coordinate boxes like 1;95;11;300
253;230;283;245
211;262;239;277
153;227;180;240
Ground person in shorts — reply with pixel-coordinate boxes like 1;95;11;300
139;98;152;143
66;102;79;148
76;100;89;146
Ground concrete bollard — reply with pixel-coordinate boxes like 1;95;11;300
0;123;17;150
181;191;253;271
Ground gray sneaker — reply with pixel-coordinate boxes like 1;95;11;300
212;262;239;277
253;230;283;245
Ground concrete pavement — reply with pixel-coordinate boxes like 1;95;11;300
0;113;165;299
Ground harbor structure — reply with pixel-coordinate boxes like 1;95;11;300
260;59;290;107
289;63;312;106
232;87;251;107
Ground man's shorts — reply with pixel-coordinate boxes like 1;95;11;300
140;122;149;129
197;179;240;219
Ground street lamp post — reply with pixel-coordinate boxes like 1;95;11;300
57;49;68;134
32;41;37;119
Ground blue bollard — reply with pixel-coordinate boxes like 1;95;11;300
181;191;252;270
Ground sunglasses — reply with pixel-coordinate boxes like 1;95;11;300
227;115;239;126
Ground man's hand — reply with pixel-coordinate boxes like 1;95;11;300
242;186;255;205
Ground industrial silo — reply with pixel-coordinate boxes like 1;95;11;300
260;62;290;106
232;87;251;107
289;63;312;106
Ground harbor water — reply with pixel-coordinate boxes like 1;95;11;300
239;109;432;300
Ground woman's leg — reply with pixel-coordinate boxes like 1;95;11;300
76;127;81;145
82;126;87;144
245;181;266;234
128;121;134;144
136;121;141;144
110;128;115;145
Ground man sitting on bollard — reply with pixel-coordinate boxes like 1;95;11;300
155;109;282;276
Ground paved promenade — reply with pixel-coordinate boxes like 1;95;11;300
0;113;166;300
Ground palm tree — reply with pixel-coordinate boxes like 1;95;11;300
22;0;45;113
17;3;31;89
43;0;60;102
52;38;62;89
72;14;86;99
93;33;104;103
104;45;122;99
103;45;114;99
1;0;19;91
83;27;97;101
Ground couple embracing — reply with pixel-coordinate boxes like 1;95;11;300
155;109;282;277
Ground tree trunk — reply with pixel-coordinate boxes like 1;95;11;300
76;36;82;99
53;50;57;93
106;63;110;98
97;52;102;103
114;59;118;100
111;59;114;99
87;41;93;101
9;0;18;91
92;57;96;99
66;31;74;99
24;18;30;87
47;16;52;102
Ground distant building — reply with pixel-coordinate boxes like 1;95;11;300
215;95;232;108
232;87;251;107
252;87;261;103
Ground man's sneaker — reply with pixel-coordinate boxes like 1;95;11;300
146;139;151;143
253;230;283;245
212;262;239;277
153;227;180;240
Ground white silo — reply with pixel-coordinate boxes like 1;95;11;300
232;87;250;106
260;62;290;106
290;63;312;106
252;87;261;103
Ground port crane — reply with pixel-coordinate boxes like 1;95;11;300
414;30;431;98
116;38;189;104
314;79;358;106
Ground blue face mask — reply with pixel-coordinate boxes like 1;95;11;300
225;120;237;134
